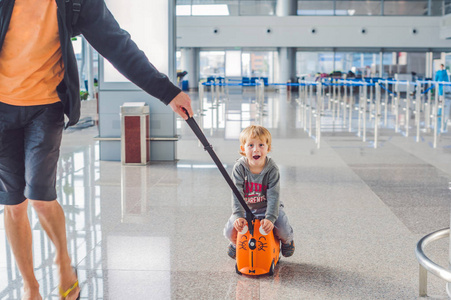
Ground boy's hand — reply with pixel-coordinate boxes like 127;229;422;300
260;219;274;233
234;218;247;232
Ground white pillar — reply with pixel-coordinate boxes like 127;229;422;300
426;52;433;78
180;47;199;90
278;47;296;83
379;52;383;77
276;0;297;16
276;0;297;84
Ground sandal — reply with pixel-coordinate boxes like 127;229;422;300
59;267;80;300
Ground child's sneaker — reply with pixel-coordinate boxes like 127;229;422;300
227;244;236;259
281;241;295;257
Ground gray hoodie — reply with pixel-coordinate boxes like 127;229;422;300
231;156;281;224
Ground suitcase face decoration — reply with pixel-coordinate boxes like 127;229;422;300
236;219;280;276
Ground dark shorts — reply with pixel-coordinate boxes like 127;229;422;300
0;101;64;205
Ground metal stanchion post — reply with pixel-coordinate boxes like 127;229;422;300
216;78;220;106
440;84;445;135
426;85;431;132
210;80;215;108
395;80;399;133
363;83;367;142
226;78;230;103
434;83;439;148
306;82;309;130
384;80;388;126
416;83;421;142
343;82;348;127
332;80;336;121
210;81;214;135
299;80;304;126
199;82;204;115
255;81;258;105
308;84;313;137
358;85;362;137
337;81;341;121
316;82;322;148
406;81;410;137
375;83;380;148
369;82;373;121
349;82;353;132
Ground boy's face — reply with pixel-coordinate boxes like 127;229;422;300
241;137;270;170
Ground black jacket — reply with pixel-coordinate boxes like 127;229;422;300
0;0;181;126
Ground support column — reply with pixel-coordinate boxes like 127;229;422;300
379;51;383;77
426;52;433;79
180;47;199;91
278;47;296;83
276;0;297;84
276;0;297;16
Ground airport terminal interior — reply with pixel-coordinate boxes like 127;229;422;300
2;0;451;299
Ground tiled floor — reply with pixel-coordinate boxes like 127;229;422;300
1;89;451;299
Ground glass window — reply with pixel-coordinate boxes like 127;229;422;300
297;1;335;15
176;0;192;15
241;51;275;82
178;0;444;16
297;52;319;78
334;52;380;77
430;0;444;15
297;52;335;76
334;52;355;73
446;0;451;14
297;51;394;79
176;0;278;16
382;52;395;77
384;0;429;16
225;51;242;77
335;0;382;16
240;0;276;16
199;51;225;79
176;51;182;72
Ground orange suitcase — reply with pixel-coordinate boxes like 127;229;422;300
236;219;280;276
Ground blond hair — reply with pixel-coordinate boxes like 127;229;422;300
239;125;272;156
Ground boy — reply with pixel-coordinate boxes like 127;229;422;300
223;125;294;259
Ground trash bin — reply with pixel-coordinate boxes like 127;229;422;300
120;102;149;165
182;80;189;91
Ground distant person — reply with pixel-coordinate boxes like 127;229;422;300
434;64;449;96
0;1;193;300
223;125;295;260
177;70;188;83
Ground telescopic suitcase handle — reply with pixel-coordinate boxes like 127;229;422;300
182;109;256;232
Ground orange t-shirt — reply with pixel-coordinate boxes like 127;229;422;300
0;0;64;106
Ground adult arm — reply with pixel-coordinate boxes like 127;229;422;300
76;0;193;118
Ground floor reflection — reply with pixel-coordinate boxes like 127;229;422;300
0;89;450;299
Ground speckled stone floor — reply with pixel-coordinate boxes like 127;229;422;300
0;90;450;299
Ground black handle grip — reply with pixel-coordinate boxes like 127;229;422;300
182;108;190;119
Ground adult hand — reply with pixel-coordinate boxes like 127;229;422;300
169;92;193;120
233;218;247;232
260;219;274;233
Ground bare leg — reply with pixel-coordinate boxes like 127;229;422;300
4;200;42;300
29;200;79;300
